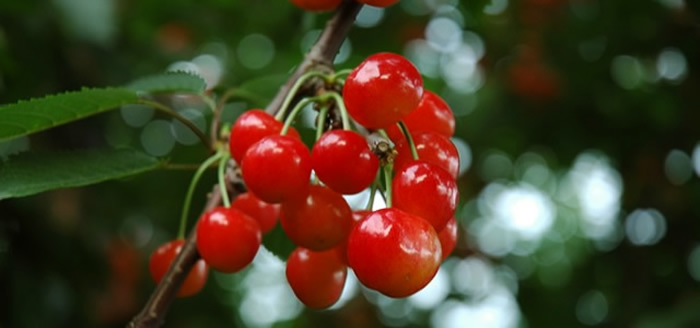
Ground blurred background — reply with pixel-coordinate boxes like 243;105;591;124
1;0;700;327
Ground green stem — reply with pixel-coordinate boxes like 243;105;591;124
331;69;353;81
326;92;351;131
365;167;382;211
275;71;330;121
218;153;231;207
316;104;331;141
281;97;318;135
178;152;224;239
397;121;419;160
139;99;213;152
383;163;393;208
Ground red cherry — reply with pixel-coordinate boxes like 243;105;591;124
385;90;455;141
394;131;460;179
196;207;262;273
392;161;459;231
280;184;353;251
241;135;311;204
335;210;370;266
231;192;280;234
357;0;400;8
438;217;458;260
149;240;208;298
311;130;379;194
286;247;347;309
343;53;423;129
347;208;441;298
290;0;341;11
229;109;301;163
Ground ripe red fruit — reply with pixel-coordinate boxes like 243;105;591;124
196;207;262;273
347;208;441;298
394;131;460;179
289;0;341;12
392;161;459;232
231;192;280;234
357;0;400;8
286;247;347;309
280;185;353;251
149;240;208;297
343;53;423;129
335;210;370;266
385;90;455;141
241;135;311;204
438;217;458;260
311;130;379;194
229;109;301;163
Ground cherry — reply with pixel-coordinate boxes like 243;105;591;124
343;53;423;129
231;192;280;234
290;0;341;12
347;208;441;298
241;135;311;204
229;109;301;164
394;131;460;179
196;207;262;273
311;130;379;194
392;161;459;232
280;184;353;251
335;210;370;266
438;217;458;260
385;90;455;141
286;247;347;309
357;0;400;7
149;239;208;298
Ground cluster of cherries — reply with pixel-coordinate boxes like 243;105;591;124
150;52;461;308
290;0;398;13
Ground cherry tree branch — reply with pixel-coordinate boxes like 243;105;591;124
127;1;362;327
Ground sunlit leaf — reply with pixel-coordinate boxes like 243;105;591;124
0;148;161;200
0;88;139;142
127;71;207;94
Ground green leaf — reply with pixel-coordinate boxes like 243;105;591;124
0;148;161;200
0;88;139;142
127;71;207;94
262;223;295;260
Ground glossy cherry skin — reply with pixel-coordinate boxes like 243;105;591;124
280;184;353;251
286;247;347;309
231;192;280;234
385;90;455;141
229;109;301;163
290;0;341;12
335;210;370;266
357;0;400;7
392;161;459;232
311;130;379;194
149;240;208;298
343;53;423;129
394;131;460;179
438;217;458;260
196;207;262;273
241;135;311;204
347;208;441;298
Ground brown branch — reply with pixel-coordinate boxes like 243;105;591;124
265;0;363;115
127;1;362;327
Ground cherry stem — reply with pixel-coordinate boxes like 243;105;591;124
217;153;231;207
366;169;381;211
178;152;224;239
139;99;213;152
383;163;393;208
316;104;330;141
397;121;419;161
326;92;351;131
275;71;330;121
281;96;319;135
330;68;352;82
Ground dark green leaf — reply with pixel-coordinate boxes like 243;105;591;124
0;148;161;200
261;223;295;260
0;88;139;142
127;71;207;94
